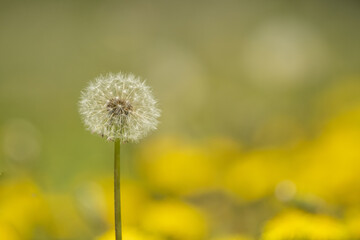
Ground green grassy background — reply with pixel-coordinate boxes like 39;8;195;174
0;1;360;239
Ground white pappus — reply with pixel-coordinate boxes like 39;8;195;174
79;72;160;142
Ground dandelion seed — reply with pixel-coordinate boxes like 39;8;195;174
79;72;160;143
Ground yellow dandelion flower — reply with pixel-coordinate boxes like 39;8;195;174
96;227;163;240
212;234;254;240
141;199;208;240
0;177;50;238
224;149;291;201
138;137;219;195
0;222;20;240
261;209;349;240
84;178;149;227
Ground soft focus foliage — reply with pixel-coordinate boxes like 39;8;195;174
1;0;360;239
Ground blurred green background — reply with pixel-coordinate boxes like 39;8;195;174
1;0;360;239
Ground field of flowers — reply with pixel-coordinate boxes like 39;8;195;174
3;105;360;239
1;0;359;239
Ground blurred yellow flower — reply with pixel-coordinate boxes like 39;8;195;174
211;234;254;240
96;227;164;240
0;222;20;240
344;208;360;238
294;107;360;204
224;149;292;201
0;177;50;238
138;137;220;195
141;199;208;240
74;177;150;228
261;209;349;240
45;193;93;239
121;180;150;226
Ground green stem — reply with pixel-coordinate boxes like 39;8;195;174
114;139;122;240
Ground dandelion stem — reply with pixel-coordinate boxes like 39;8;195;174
114;139;122;240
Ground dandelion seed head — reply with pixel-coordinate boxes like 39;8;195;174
79;72;160;143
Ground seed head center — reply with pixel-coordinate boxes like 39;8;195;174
106;97;133;116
